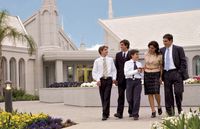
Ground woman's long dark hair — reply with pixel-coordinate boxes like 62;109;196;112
148;41;161;55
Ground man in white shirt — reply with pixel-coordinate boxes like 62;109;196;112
160;34;189;116
124;49;143;120
92;45;117;121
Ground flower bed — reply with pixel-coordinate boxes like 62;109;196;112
40;84;200;106
80;82;97;88
184;76;200;84
48;82;82;88
151;108;200;129
0;109;76;129
48;81;98;88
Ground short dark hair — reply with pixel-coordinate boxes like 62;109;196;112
129;49;139;56
148;41;161;55
120;39;130;49
163;34;173;41
98;45;108;54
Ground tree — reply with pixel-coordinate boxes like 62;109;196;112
0;10;36;95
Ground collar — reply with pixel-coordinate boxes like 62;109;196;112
100;56;107;59
131;59;138;63
123;50;128;54
167;44;173;50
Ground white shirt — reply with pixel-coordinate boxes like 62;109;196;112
124;59;143;79
164;45;176;70
92;56;117;81
122;51;128;58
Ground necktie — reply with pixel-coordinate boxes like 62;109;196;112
123;52;126;59
134;61;137;70
103;57;108;77
165;48;170;71
133;61;137;78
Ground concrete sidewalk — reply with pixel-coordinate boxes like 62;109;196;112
0;101;198;129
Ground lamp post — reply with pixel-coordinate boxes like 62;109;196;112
5;80;12;113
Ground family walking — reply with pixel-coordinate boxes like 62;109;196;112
92;33;189;121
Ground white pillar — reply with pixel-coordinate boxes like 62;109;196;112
74;64;77;81
55;60;63;82
188;57;193;77
16;59;19;89
7;58;10;81
25;60;29;92
25;59;35;95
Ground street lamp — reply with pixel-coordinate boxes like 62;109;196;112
4;80;12;113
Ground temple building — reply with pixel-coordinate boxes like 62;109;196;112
1;0;200;95
99;9;200;77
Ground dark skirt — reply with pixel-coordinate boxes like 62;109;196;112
144;72;160;95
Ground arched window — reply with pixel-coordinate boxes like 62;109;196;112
10;57;17;88
193;56;200;76
19;58;25;90
1;57;7;84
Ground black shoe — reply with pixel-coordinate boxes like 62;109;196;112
114;113;123;119
178;108;183;115
158;107;162;115
178;110;182;115
102;116;107;121
151;112;156;118
133;117;139;120
129;114;133;117
167;111;175;117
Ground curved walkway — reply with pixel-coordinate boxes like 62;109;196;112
0;101;198;129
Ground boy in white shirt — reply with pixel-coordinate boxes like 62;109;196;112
92;45;117;121
124;49;143;120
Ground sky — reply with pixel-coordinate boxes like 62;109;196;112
1;0;200;49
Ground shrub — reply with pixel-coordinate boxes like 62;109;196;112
151;108;200;129
0;88;39;102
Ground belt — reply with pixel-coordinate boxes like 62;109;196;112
100;76;112;80
127;78;141;81
164;69;177;72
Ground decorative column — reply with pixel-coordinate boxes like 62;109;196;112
188;57;193;77
7;58;10;81
16;59;19;89
55;60;63;82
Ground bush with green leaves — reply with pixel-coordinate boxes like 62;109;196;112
151;108;200;129
0;88;39;102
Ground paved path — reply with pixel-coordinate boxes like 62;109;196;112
0;101;198;129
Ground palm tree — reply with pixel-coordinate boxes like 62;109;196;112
0;10;36;95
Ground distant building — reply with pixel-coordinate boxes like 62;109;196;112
99;9;200;77
2;0;200;95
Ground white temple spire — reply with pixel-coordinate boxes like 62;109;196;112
108;0;113;19
61;15;64;30
41;0;57;11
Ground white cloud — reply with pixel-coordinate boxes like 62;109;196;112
86;44;102;50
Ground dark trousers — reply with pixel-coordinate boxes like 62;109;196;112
163;70;184;115
99;77;112;117
126;78;142;117
117;79;132;115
